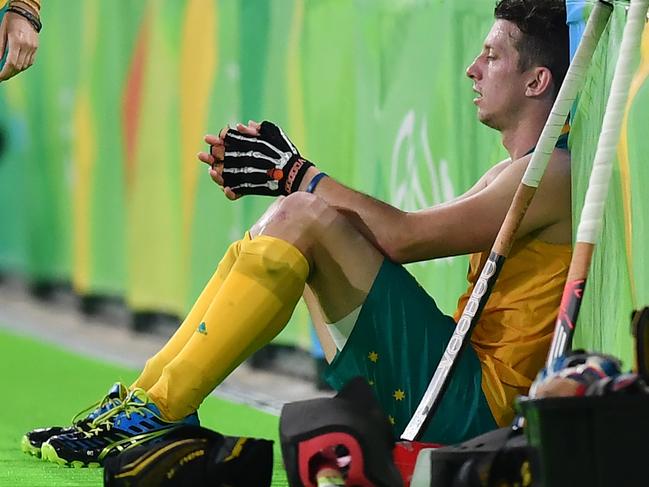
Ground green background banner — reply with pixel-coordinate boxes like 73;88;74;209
0;0;646;362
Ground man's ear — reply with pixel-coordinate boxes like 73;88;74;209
525;67;553;98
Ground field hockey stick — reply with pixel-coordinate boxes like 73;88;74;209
547;0;649;366
401;1;614;442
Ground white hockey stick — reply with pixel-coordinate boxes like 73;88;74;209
547;0;649;366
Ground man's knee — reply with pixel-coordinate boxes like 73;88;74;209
250;197;286;237
253;192;338;254
272;192;334;231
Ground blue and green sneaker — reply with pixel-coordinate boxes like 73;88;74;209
41;388;200;467
20;382;128;458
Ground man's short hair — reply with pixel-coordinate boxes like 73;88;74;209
494;0;569;95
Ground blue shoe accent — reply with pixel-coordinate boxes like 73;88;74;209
111;389;200;434
84;382;128;422
197;322;208;335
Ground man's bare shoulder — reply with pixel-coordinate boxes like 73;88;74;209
548;147;571;178
496;147;571;187
480;147;571;243
483;158;513;186
528;147;571;190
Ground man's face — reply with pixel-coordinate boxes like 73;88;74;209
466;19;530;130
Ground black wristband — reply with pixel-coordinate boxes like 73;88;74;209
7;5;42;33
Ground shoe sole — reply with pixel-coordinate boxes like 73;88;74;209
41;443;101;468
20;435;43;459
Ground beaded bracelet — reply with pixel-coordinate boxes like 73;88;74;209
10;0;40;13
7;4;42;32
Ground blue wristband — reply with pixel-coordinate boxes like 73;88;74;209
305;172;328;194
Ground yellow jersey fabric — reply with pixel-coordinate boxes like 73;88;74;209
0;1;7;10
454;236;571;426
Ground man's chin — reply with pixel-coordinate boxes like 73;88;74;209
477;111;497;129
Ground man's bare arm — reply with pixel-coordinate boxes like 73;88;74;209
298;151;570;264
297;166;409;259
199;124;570;264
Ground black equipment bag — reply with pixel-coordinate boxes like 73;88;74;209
421;426;537;487
103;425;273;487
280;377;403;487
631;306;649;382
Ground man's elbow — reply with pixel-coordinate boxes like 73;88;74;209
382;214;431;263
383;233;420;264
384;246;407;264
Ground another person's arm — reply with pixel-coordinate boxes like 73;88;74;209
0;0;41;82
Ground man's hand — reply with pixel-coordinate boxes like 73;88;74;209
206;121;314;198
198;121;261;200
0;6;39;82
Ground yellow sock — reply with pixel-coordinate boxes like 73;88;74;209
131;233;250;391
147;236;309;420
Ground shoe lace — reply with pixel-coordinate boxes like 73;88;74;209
71;389;123;424
89;389;163;428
81;420;113;438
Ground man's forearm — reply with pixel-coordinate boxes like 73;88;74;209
298;166;408;261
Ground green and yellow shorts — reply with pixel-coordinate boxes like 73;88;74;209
324;259;497;444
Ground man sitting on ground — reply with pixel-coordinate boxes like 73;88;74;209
24;0;572;466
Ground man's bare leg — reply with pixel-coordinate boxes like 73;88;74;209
303;286;337;363
254;193;384;362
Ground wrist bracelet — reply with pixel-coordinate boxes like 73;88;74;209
10;0;40;14
7;4;42;32
306;172;328;194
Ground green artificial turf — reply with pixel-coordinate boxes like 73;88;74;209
0;327;288;486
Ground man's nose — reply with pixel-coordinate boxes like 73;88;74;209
466;58;480;80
